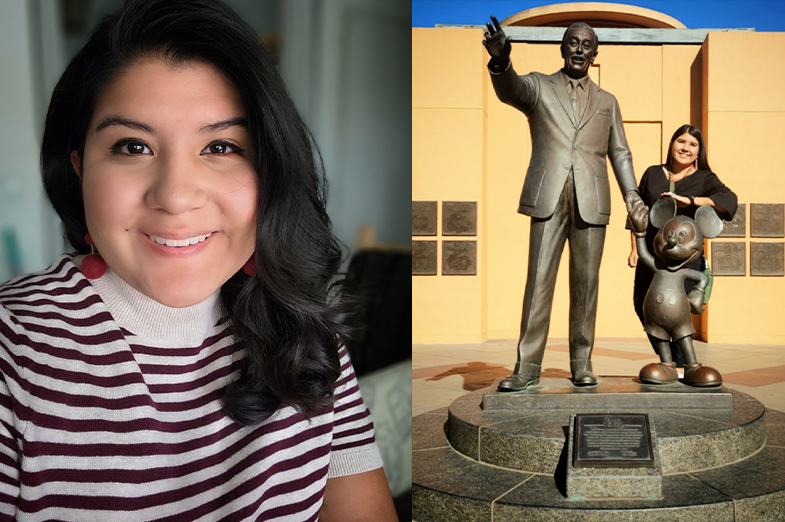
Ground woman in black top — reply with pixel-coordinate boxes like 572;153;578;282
628;124;738;366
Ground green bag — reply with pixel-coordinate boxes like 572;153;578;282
703;258;713;304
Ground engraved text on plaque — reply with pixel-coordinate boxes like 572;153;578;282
751;242;785;276
711;242;746;276
442;201;477;236
751;203;784;238
574;414;654;468
412;241;437;275
412;201;437;236
442;241;476;275
719;203;745;238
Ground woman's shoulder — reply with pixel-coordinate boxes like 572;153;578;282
0;255;99;334
0;255;86;301
641;165;666;179
695;169;730;186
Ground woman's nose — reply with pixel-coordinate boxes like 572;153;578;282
144;154;208;214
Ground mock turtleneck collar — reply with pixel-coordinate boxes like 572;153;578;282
87;262;222;342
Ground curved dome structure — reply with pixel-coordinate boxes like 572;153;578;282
501;2;686;29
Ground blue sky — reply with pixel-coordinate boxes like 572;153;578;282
412;1;785;32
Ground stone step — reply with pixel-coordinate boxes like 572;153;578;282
413;403;785;522
448;378;765;474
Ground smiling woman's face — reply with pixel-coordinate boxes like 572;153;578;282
72;58;258;307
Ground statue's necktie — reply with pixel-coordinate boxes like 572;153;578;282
569;79;584;123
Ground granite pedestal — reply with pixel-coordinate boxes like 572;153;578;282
413;377;785;521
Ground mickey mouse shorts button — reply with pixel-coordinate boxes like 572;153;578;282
656;294;664;304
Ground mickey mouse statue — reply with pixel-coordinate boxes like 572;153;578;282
629;197;724;387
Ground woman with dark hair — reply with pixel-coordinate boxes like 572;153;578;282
628;124;737;369
0;0;397;520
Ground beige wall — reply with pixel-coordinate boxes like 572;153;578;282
413;27;785;344
701;32;785;343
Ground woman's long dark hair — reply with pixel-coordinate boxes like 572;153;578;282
41;0;345;425
665;124;712;173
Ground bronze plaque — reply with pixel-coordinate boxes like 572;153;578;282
573;414;654;468
719;203;745;238
750;242;784;276
750;203;784;238
442;241;476;275
412;241;437;275
442;201;477;236
711;242;746;276
412;201;437;236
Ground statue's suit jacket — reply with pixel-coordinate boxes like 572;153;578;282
490;67;637;225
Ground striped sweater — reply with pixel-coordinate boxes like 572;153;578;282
0;256;382;521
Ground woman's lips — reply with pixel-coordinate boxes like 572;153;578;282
147;232;212;247
143;231;217;257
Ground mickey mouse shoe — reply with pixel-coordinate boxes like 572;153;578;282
639;361;679;384
682;363;722;387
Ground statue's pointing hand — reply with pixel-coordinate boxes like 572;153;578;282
483;15;511;62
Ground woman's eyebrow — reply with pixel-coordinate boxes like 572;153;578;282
95;115;154;133
200;117;248;133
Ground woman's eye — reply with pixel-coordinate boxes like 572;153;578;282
110;139;152;155
201;141;244;155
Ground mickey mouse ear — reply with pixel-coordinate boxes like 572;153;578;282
650;197;677;229
695;205;724;239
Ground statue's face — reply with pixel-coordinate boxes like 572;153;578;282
561;27;597;78
653;217;704;267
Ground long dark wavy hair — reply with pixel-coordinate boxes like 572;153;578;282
41;0;346;425
665;124;712;173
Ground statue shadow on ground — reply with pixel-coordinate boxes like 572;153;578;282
426;362;509;392
554;425;570;497
426;364;573;392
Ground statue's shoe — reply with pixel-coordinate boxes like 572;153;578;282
639;361;678;384
683;363;722;387
571;371;598;386
497;374;539;392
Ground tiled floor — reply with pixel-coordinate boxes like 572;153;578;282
413;337;785;417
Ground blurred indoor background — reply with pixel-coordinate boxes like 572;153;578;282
0;0;411;281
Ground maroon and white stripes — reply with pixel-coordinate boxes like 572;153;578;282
0;257;381;521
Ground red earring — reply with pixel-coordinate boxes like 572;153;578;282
81;233;107;279
242;256;256;276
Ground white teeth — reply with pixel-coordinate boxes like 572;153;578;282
148;232;212;248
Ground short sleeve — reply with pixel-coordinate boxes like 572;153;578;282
327;347;383;478
702;172;738;221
